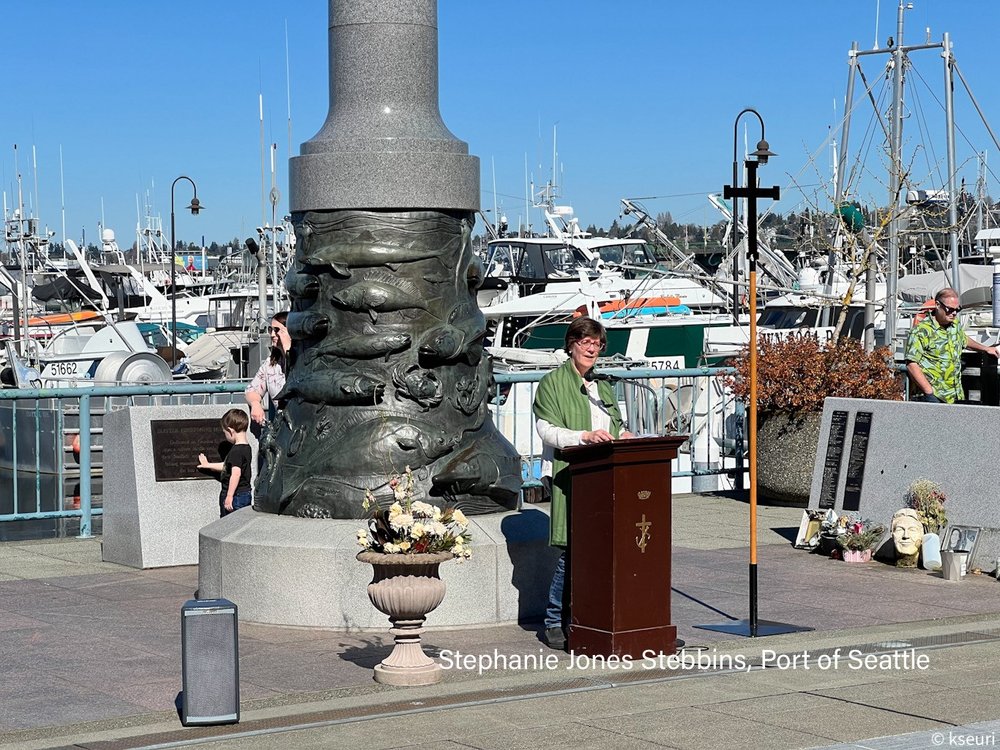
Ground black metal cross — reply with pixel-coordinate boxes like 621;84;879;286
723;160;780;270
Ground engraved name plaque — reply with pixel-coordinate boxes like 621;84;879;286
842;411;873;512
818;410;849;509
150;419;226;482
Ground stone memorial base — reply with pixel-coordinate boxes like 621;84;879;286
809;397;1000;570
102;404;256;569
197;506;558;629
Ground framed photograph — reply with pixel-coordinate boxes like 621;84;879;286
942;525;980;557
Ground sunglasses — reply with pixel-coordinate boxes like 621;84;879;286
269;326;285;334
937;302;962;315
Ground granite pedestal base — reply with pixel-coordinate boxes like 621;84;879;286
197;507;557;629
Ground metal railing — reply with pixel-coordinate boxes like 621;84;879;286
0;367;743;538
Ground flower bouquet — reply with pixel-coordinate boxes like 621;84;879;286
835;514;886;562
357;466;472;559
904;478;947;534
355;467;472;686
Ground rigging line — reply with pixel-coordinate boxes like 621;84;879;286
906;81;942;188
910;62;1000;187
952;62;1000;155
856;62;892;146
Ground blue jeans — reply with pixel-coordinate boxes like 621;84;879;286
220;488;252;517
545;551;568;630
912;393;944;404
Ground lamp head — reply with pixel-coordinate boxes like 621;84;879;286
752;139;776;165
187;197;201;216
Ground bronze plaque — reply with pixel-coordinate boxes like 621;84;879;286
150;419;226;482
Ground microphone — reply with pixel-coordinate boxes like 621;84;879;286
587;370;661;432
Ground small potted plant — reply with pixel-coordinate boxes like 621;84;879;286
904;478;947;570
835;514;886;563
356;466;471;685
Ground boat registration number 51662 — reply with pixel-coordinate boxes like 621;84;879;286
48;361;79;376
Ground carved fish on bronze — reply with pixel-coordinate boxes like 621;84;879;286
279;372;384;405
392;422;458;460
418;322;486;362
285;271;321;298
331;274;428;322
286;311;330;339
303;328;411;363
303;237;442;270
301;258;352;278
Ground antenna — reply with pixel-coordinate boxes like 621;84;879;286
31;144;40;223
873;0;880;49
285;19;293;164
491;155;498;229
259;90;266;225
59;145;66;244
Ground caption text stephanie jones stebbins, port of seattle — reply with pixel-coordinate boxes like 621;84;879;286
437;647;931;677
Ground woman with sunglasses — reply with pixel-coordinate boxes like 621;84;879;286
905;288;998;403
245;311;291;425
532;316;632;650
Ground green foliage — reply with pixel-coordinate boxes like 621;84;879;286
724;333;903;413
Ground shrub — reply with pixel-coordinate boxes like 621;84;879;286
724;334;903;413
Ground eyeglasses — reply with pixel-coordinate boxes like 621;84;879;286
937;302;962;315
575;338;605;351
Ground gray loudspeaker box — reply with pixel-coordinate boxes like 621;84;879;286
181;598;240;726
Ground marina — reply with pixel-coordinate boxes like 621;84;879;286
2;1;1000;747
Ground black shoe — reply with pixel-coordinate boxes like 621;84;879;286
544;626;566;650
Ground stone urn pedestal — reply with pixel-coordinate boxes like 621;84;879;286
357;550;453;686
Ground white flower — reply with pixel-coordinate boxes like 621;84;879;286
356;529;369;547
452;509;468;526
388;502;403;518
410;522;426;539
383;543;400;554
426;521;447;538
411;501;437;519
393;484;409;502
390;513;414;532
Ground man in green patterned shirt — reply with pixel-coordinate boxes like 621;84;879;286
905;288;999;403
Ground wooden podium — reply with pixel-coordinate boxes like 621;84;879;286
561;435;685;658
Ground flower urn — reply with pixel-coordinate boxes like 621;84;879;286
357;550;453;686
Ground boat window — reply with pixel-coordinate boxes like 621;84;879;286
484;243;518;279
758;306;816;328
518;247;546;280
542;245;585;276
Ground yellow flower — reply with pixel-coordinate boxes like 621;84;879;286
452;509;468;526
398;540;411;552
411;522;426;539
388;502;403;518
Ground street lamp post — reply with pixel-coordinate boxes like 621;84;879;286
696;109;809;640
170;176;202;368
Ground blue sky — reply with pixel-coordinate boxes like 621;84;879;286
2;1;997;246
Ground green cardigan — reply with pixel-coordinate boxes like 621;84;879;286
533;358;623;547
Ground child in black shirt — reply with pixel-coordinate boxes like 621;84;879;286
198;409;253;517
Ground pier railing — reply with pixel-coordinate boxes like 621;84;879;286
0;367;743;539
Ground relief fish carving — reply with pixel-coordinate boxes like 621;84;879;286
302;325;411;363
278;371;384;405
331;272;428;322
302;228;447;269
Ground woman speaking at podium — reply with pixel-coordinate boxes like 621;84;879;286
533;316;631;650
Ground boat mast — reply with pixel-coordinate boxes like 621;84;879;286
885;0;906;349
943;31;960;289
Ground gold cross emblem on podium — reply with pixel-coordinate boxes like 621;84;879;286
635;514;652;553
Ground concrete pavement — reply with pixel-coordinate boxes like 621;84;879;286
1;493;999;749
